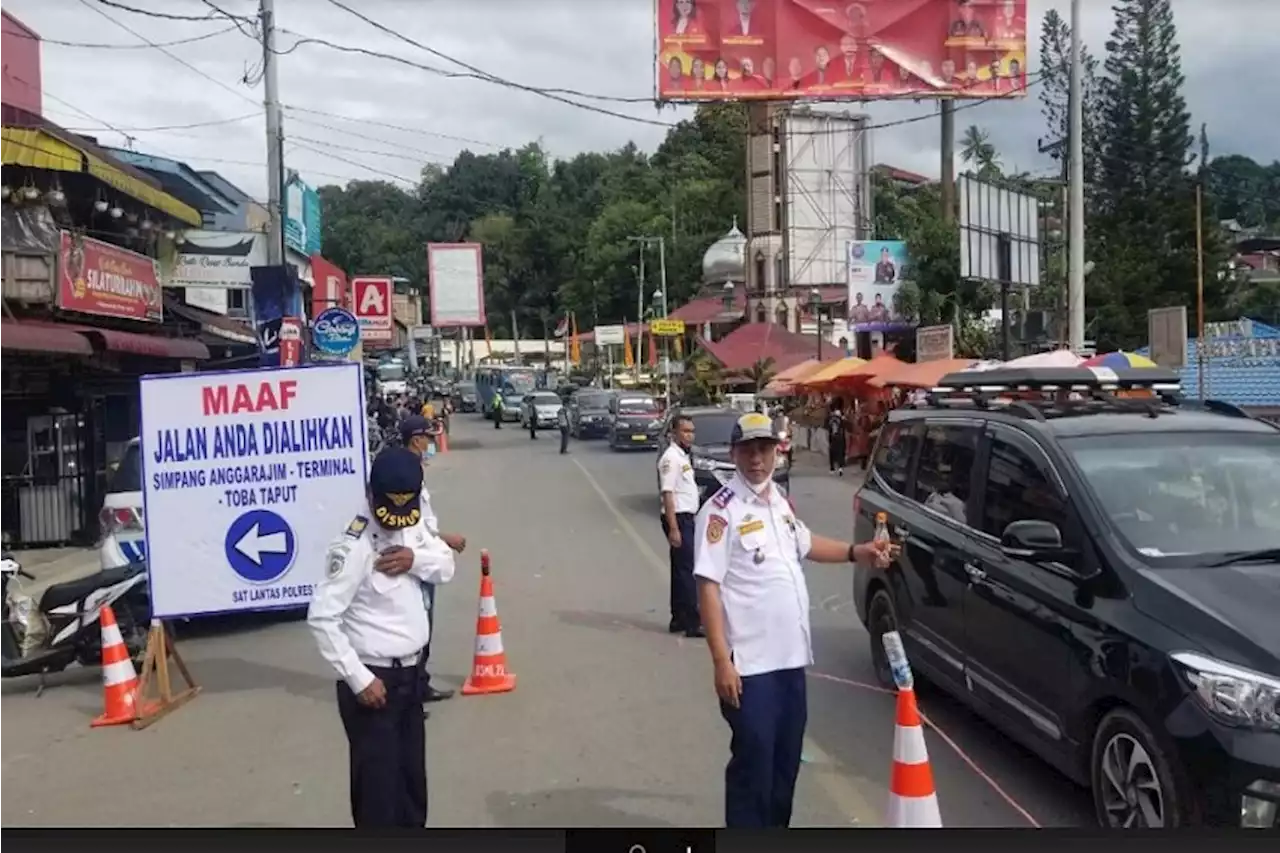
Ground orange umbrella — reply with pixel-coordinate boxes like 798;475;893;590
805;354;905;392
797;356;868;388
869;357;979;389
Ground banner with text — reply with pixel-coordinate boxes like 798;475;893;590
58;231;162;322
847;240;911;332
139;362;367;619
656;0;1027;102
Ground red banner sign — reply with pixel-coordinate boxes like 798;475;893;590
58;231;163;322
656;0;1028;102
279;316;303;367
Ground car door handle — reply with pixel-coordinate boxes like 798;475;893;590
964;562;986;582
892;524;909;540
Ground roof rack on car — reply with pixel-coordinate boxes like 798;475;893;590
920;366;1184;420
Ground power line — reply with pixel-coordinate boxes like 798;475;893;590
290;142;419;185
7;24;237;49
78;0;261;108
91;0;251;24
60;113;261;133
281;105;502;150
289;134;449;165
323;0;674;128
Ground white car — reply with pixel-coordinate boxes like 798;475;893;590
99;437;146;569
520;391;564;431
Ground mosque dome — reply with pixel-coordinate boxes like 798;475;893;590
701;219;746;285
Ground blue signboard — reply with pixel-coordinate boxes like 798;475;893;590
284;174;322;257
313;306;360;357
224;509;296;584
250;264;300;366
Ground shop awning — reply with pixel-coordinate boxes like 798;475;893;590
0;320;95;355
165;298;258;345
18;320;210;360
1;124;202;227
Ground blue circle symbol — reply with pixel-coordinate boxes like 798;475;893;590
225;509;296;584
312;307;360;357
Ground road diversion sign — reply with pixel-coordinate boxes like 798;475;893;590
138;362;368;619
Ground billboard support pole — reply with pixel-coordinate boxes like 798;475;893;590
1067;0;1087;355
260;0;285;266
940;102;955;224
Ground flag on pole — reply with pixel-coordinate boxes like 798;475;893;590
570;313;581;366
484;326;493;357
673;335;683;358
623;321;634;368
648;331;658;368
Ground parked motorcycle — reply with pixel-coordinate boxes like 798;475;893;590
1;552;150;687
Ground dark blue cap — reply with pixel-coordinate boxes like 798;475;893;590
400;415;431;442
368;447;423;530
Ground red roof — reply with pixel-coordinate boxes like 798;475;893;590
669;290;747;324
699;322;821;373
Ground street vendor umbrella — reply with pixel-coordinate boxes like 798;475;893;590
809;354;906;392
765;358;830;395
1082;351;1158;370
1003;349;1085;368
869;358;980;389
797;356;867;388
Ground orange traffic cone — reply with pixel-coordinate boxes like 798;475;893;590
91;605;140;728
884;631;942;827
437;427;448;453
461;550;516;696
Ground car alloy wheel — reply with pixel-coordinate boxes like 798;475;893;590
1091;708;1186;828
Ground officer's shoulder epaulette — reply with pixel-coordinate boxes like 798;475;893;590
344;515;369;539
710;485;735;509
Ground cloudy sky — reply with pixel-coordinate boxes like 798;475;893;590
9;0;1277;203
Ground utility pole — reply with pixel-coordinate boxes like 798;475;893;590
260;0;285;265
940;101;955;224
657;236;670;407
628;237;647;383
1067;0;1086;355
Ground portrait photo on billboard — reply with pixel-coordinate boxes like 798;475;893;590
654;0;1027;103
847;240;910;332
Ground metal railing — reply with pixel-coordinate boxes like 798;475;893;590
0;470;94;548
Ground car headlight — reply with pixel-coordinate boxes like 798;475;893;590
1171;651;1280;731
693;457;718;471
649;420;663;429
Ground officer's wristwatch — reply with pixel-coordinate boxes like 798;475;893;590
847;543;858;563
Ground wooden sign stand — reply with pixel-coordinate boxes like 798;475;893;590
131;618;200;730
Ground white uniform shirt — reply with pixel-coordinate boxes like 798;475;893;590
693;474;814;677
659;443;700;514
308;507;457;694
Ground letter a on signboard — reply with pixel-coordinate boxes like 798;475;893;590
359;281;385;316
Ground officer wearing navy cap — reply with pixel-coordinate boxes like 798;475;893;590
400;415;467;708
308;447;459;827
694;412;899;828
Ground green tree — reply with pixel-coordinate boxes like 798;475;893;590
959;125;1002;179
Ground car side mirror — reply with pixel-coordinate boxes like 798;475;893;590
1000;519;1078;564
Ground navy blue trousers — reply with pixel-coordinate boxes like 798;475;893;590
661;512;699;630
719;667;808;828
421;583;436;689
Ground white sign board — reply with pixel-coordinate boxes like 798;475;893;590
916;325;955;362
957;174;1041;287
139;363;368;619
594;324;626;346
170;230;265;289
427;243;486;327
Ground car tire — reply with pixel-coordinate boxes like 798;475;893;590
866;588;901;689
1090;707;1192;828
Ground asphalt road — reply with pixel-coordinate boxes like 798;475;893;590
0;412;1093;827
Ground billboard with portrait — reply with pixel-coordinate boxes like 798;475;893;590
655;0;1027;102
847;240;911;332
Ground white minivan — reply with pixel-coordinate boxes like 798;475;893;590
98;437;146;570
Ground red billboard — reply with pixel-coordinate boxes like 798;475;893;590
656;0;1027;102
58;231;162;323
351;276;394;345
2;12;43;116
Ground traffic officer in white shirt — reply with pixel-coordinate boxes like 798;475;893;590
694;412;898;828
659;414;703;638
400;416;467;709
308;447;460;827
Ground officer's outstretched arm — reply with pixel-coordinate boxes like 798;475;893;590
408;534;457;586
309;540;376;694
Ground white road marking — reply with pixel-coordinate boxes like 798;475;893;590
569;455;882;827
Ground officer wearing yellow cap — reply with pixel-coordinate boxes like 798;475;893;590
307;447;459;827
693;412;899;828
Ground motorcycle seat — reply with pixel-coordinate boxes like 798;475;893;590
40;564;143;611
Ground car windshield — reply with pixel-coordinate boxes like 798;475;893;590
619;398;658;415
377;363;406;381
690;414;738;446
532;393;560;405
108;442;143;493
457;383;476;394
1063;431;1280;564
578;393;610;409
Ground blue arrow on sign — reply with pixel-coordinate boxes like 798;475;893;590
224;509;296;584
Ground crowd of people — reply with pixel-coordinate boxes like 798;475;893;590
368;391;451;455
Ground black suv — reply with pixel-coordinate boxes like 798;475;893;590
852;366;1280;829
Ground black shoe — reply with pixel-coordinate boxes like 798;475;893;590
684;626;706;639
423;686;454;703
421;708;431;720
668;620;683;634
